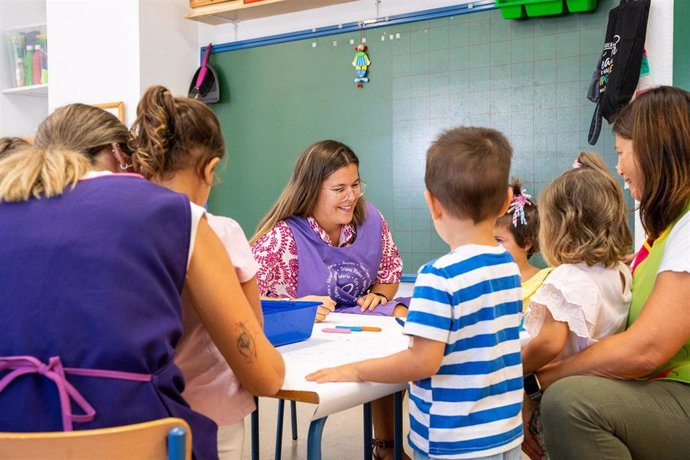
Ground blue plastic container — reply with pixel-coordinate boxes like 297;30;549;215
261;299;320;347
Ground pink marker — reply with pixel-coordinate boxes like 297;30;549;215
322;328;351;334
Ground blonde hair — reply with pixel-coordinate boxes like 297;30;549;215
0;136;31;160
34;103;132;162
539;152;632;268
425;126;512;222
250;140;364;245
0;147;90;202
129;85;225;183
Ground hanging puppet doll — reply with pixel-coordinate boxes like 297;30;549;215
353;44;370;88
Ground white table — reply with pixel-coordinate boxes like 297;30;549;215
252;313;410;460
252;314;532;459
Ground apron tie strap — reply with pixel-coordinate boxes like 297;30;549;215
0;355;152;431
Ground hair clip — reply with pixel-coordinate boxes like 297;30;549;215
572;160;583;169
508;190;532;227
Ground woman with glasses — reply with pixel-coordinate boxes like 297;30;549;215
250;139;408;460
251;139;406;319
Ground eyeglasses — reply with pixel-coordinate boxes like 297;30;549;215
322;181;367;201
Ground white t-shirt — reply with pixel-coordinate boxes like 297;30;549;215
176;213;260;426
659;210;690;274
524;262;632;360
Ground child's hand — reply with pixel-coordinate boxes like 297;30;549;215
306;364;361;383
298;295;336;322
357;292;387;312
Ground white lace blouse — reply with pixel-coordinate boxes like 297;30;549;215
523;262;632;360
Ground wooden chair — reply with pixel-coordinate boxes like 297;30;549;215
0;417;191;460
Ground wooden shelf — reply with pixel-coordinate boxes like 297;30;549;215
185;0;358;25
1;83;48;97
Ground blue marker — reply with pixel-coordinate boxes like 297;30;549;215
395;317;405;327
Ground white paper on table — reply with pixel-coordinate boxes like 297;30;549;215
277;313;410;420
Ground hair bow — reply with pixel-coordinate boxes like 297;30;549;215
507;190;532;227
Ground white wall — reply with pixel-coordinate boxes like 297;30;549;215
47;0;141;124
47;0;197;126
139;0;199;99
634;0;674;249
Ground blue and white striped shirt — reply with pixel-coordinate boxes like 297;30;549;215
404;244;523;459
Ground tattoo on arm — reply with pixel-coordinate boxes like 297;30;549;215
236;322;257;363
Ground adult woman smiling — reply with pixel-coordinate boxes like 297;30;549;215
250;140;408;460
529;86;690;459
250;140;406;319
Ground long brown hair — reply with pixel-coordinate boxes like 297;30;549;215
250;140;365;245
539;152;632;267
34;103;131;162
612;86;690;239
129;85;225;183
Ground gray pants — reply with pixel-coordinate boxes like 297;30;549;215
541;376;690;460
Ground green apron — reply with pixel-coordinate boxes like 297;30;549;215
628;203;690;382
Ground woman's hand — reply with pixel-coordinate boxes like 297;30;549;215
357;292;388;312
306;363;361;383
298;295;336;322
521;397;545;460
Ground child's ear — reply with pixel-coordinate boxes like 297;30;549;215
498;186;513;217
523;237;533;253
424;190;443;220
203;157;221;185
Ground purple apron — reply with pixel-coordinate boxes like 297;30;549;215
287;202;404;315
0;175;217;460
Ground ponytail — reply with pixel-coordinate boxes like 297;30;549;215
0;147;90;202
130;85;225;182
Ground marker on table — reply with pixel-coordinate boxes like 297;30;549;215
335;326;382;332
322;327;351;334
395;317;405;327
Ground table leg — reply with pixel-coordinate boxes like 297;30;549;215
363;402;372;459
290;400;299;440
394;391;403;460
275;399;285;460
252;396;259;460
306;416;328;460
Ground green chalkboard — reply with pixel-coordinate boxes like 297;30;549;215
674;0;690;89
208;28;395;244
208;4;619;273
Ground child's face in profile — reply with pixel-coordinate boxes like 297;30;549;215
493;224;527;264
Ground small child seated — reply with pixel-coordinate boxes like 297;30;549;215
307;126;524;460
521;152;633;455
494;178;553;311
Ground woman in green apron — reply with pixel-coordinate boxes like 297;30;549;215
523;86;690;460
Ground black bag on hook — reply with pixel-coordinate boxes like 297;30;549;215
588;0;650;145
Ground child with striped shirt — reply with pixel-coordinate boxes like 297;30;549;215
308;126;524;459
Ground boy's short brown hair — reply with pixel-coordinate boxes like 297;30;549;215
425;126;512;222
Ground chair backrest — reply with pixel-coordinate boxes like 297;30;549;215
0;417;191;460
